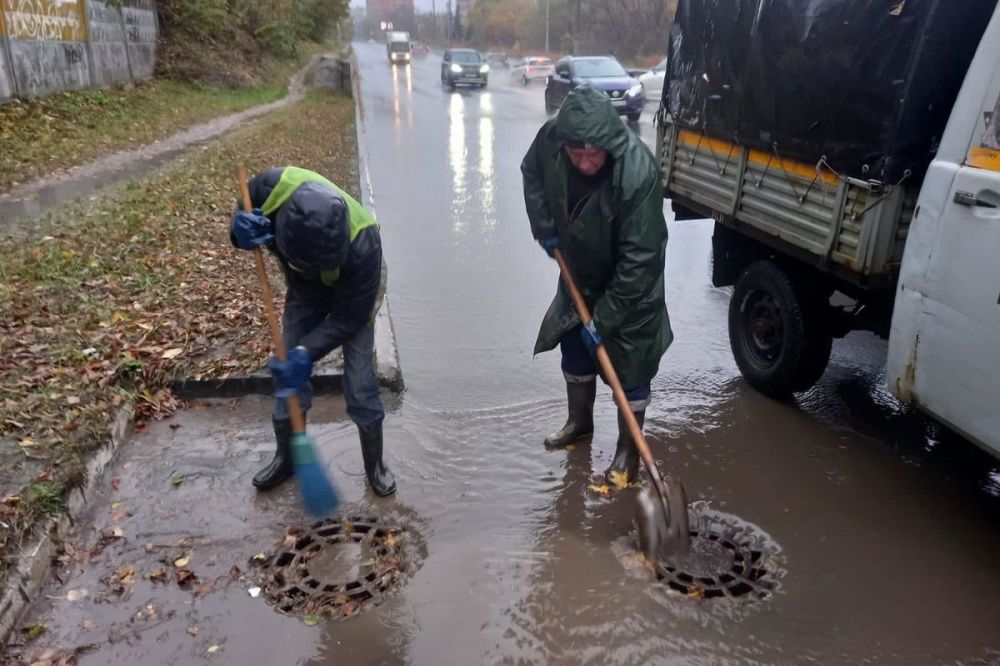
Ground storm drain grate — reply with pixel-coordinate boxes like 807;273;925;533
255;514;417;619
656;509;781;601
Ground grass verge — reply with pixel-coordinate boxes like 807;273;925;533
0;42;333;193
0;87;359;587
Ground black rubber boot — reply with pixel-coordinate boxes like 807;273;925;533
253;417;295;490
360;426;397;497
604;409;645;486
544;380;597;450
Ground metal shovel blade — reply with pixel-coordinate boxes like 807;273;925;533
636;477;691;566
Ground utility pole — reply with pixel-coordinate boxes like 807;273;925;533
446;0;452;43
545;0;550;53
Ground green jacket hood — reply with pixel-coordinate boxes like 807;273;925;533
554;85;630;156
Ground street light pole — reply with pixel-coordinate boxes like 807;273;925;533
431;0;437;41
545;0;550;53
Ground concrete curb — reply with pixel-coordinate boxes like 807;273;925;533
0;406;134;644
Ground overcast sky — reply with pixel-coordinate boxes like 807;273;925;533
351;0;438;12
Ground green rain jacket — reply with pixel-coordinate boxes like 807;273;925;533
521;85;672;389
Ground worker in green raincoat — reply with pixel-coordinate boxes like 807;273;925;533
521;85;673;485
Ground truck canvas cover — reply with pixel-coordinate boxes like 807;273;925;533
666;0;998;182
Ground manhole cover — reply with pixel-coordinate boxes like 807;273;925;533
255;514;420;619
655;508;782;602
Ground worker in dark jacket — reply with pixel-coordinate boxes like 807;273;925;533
521;86;673;485
230;166;396;497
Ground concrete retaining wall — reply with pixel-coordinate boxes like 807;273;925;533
0;0;158;104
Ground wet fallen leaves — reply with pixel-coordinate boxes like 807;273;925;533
0;89;360;586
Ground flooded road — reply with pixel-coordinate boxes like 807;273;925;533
9;44;1000;665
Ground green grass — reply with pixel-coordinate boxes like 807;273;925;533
0;43;331;192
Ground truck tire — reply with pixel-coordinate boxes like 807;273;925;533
728;260;832;397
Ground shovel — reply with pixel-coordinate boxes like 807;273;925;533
553;249;691;565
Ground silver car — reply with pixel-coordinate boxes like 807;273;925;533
510;57;555;86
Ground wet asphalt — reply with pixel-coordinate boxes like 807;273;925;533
8;43;1000;665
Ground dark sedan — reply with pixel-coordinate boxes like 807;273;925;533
544;56;645;122
441;49;489;89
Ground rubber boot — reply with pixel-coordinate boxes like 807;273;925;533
544;379;597;450
253;417;295;490
360;426;397;497
604;409;645;486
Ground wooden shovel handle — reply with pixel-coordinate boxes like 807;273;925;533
237;166;307;435
553;249;665;488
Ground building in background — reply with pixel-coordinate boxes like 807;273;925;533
366;0;415;32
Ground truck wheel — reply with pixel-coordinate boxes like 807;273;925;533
728;260;832;397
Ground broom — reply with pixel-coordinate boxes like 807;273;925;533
236;166;339;517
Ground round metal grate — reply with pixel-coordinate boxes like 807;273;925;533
655;508;781;602
254;514;418;619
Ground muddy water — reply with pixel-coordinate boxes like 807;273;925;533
9;44;1000;665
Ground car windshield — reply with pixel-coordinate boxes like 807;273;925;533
574;58;626;78
390;42;409;52
451;51;481;64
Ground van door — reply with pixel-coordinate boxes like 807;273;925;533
889;20;1000;457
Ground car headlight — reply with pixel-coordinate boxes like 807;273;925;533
480;64;490;73
404;53;411;59
451;63;462;73
627;83;643;97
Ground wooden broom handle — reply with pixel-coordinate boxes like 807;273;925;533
237;166;307;434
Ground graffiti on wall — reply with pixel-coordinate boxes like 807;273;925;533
1;0;89;41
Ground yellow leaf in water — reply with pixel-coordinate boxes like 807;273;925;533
303;615;324;626
687;586;704;600
207;645;220;655
608;471;631;490
174;555;189;568
66;588;88;602
170;474;184;487
23;623;46;642
588;483;612;495
187;624;200;636
564;444;575;451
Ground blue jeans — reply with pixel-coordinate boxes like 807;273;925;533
560;325;651;410
273;294;385;432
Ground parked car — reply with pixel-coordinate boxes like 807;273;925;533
441;49;489;89
638;57;667;99
510;57;555;86
485;52;509;68
544;56;645;121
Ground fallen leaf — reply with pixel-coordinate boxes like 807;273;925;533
608;471;631;490
170;474;184;487
173;555;189;568
207;645;220;655
187;624;200;636
193;581;214;597
147;568;168;583
383;532;400;548
111;527;125;538
588;483;613;495
81;619;96;631
66;587;88;602
67;395;81;405
565;444;575;451
111;478;121;491
22;623;46;642
117;565;135;584
687;586;704;600
161;348;183;359
303;615;324;626
228;565;242;578
175;569;197;587
111;501;123;510
250;552;269;565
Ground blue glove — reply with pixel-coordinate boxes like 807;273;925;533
580;320;603;358
231;209;274;250
537;235;562;259
268;346;313;398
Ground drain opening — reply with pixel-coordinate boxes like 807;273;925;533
254;515;417;620
654;510;781;602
